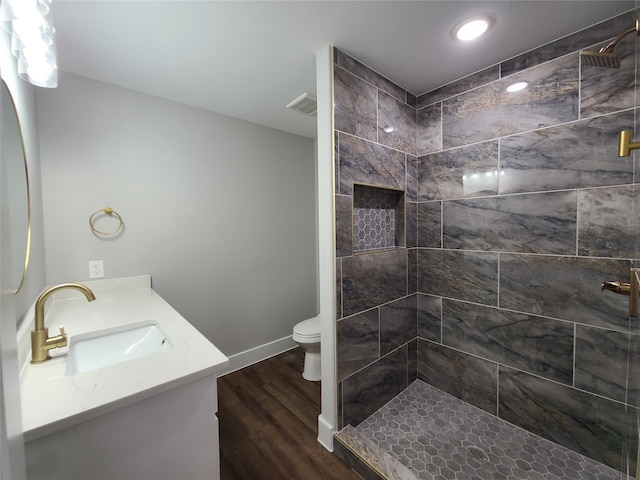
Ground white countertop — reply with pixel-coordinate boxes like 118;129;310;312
19;275;229;442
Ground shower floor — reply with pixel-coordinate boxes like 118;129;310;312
339;380;631;480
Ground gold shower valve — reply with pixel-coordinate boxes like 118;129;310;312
618;129;640;157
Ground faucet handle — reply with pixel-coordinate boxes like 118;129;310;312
55;326;68;349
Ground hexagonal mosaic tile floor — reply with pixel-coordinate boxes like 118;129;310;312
355;380;631;479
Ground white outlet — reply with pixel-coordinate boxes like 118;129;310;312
89;260;104;279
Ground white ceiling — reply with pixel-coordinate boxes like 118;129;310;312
53;1;635;138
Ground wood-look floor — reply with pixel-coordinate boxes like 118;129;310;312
218;348;361;480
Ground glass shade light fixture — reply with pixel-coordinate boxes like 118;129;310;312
454;15;493;41
0;0;57;88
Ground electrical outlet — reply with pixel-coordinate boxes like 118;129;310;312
89;260;104;279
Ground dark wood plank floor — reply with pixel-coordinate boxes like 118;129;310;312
218;348;361;480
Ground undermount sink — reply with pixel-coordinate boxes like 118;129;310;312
65;322;172;376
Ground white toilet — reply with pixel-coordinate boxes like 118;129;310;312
292;317;321;381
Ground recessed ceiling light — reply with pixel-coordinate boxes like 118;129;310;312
506;81;528;93
454;16;492;41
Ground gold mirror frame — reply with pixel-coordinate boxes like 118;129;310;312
1;80;31;294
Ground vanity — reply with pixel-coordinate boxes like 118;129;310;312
17;275;229;480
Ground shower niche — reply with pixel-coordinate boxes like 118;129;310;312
352;183;405;253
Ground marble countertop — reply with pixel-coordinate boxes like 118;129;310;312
18;275;229;442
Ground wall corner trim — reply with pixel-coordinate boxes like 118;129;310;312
317;414;335;451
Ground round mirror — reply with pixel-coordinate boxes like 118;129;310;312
1;80;31;293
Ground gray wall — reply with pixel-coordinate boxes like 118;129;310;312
334;8;640;474
36;72;317;357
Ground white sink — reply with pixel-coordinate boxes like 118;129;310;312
65;322;172;376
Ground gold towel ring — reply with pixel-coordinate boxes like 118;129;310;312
89;207;124;236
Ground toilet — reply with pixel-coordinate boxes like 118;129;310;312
292;317;321;381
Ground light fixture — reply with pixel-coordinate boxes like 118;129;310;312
454;15;492;41
0;0;57;88
506;81;528;93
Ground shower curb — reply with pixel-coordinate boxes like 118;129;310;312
334;425;416;480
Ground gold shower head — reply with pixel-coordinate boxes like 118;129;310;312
580;50;620;68
580;18;639;69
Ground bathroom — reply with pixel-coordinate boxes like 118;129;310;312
2;2;640;480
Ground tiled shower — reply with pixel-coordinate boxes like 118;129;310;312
334;8;640;479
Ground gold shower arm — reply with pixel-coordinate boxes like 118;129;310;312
601;22;639;53
618;129;640;157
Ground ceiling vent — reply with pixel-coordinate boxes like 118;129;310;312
286;92;317;116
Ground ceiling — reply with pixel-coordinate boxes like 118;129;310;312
52;1;635;139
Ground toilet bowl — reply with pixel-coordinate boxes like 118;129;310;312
292;317;321;381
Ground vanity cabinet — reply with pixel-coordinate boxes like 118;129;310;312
25;375;221;480
18;276;228;480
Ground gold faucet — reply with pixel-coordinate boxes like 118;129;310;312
31;283;96;364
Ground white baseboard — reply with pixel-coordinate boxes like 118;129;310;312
216;335;297;377
317;414;335;452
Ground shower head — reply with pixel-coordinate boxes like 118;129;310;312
580;18;639;69
580;50;620;68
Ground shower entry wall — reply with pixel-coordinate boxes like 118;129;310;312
333;8;640;478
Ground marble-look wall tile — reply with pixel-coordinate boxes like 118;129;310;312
334;66;378;142
407;92;417;108
575;325;630;403
342;250;407;317
443;54;579;148
417;294;441;342
337;259;343;319
338;309;380;381
581;38;636;118
406;202;417;248
417;249;499;305
407;249;417;295
500;110;634;195
378;91;416;155
335;131;340;194
417;202;441;248
500;254;630;330
406;154;418;202
337;380;343;430
416;65;500;107
417;141;499;201
578;185;638;258
338;133;406;195
442;191;577;255
442;300;574;384
334;47;407;103
626;333;640;407
417;339;497;415
501;11;637;78
380;295;417;356
336;194;353;258
343;346;409;427
580;42;636;118
408;339;417;382
416;103;442;156
499;367;634;472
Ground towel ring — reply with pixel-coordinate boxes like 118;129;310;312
89;207;124;236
